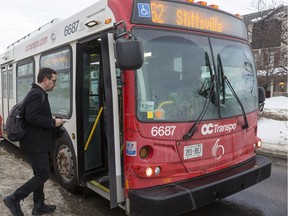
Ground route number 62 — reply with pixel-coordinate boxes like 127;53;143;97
151;126;176;137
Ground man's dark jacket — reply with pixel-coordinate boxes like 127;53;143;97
20;83;56;153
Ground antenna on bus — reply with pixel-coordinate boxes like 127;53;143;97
7;18;60;50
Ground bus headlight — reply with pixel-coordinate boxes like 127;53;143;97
146;167;153;177
133;165;162;178
155;166;161;175
254;140;262;149
144;166;162;177
256;140;262;148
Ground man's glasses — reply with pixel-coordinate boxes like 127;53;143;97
49;78;57;83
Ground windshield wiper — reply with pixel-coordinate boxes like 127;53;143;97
199;52;214;101
217;54;249;129
183;52;214;140
217;55;225;104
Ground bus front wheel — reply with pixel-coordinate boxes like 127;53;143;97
53;133;80;193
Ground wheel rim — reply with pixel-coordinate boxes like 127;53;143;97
56;145;75;183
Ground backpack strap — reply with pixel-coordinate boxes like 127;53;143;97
23;88;45;104
22;88;45;116
40;92;45;105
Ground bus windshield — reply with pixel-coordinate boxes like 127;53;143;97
134;28;258;122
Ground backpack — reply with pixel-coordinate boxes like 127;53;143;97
6;89;44;142
6;100;27;142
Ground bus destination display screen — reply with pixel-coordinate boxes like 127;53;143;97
132;0;248;40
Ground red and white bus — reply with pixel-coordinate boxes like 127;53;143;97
0;0;271;215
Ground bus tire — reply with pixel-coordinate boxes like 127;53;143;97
53;132;80;193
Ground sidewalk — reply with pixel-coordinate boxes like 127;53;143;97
257;142;288;160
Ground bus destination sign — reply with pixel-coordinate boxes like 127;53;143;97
151;1;223;33
132;0;248;40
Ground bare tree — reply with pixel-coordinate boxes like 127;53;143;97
245;0;287;94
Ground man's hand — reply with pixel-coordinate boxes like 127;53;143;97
55;118;66;127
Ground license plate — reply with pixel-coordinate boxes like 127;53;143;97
184;144;203;160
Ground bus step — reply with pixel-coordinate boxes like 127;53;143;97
86;177;110;201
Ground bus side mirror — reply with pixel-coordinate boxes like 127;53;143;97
115;38;144;70
258;87;266;111
258;87;266;103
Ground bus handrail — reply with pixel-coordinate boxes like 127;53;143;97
84;106;103;151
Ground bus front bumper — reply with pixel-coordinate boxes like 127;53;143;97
129;155;271;216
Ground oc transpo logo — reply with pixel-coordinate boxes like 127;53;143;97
201;123;237;135
212;139;225;160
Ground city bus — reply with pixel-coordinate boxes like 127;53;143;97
0;0;271;215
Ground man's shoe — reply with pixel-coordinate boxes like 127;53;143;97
32;202;56;215
3;195;24;216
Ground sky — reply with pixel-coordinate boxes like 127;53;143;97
0;0;96;53
0;0;286;53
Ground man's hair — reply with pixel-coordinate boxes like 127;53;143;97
37;67;57;83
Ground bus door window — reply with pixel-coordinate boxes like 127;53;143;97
80;38;122;172
81;45;104;170
1;66;8;123
16;60;34;102
90;64;99;106
1;64;15;125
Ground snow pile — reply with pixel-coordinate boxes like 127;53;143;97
258;96;288;157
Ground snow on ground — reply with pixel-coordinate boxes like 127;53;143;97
257;96;288;157
0;147;76;216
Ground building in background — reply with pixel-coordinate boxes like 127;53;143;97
243;5;287;97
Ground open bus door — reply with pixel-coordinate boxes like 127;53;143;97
54;26;143;210
1;64;13;137
76;32;124;208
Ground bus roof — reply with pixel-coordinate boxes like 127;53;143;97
0;0;115;64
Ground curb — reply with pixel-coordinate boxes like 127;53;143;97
257;149;287;161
